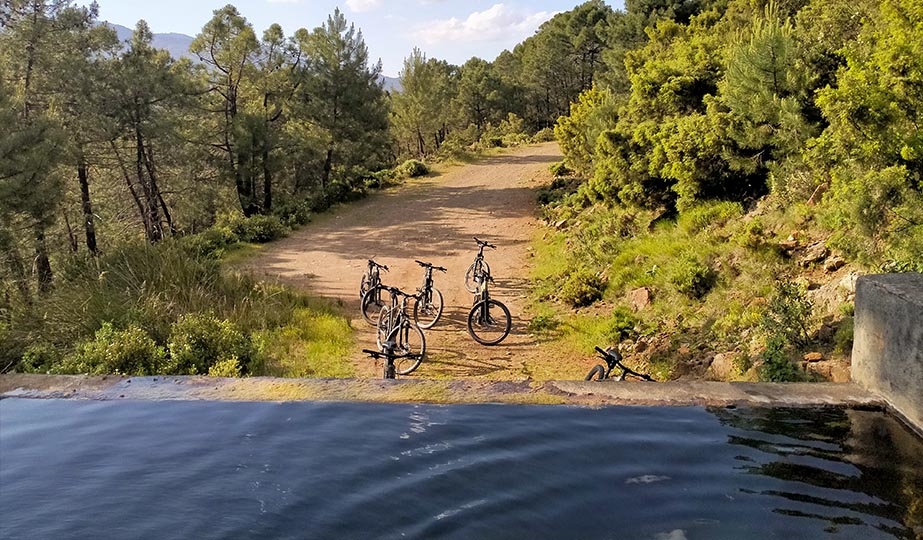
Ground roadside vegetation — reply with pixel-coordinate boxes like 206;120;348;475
531;0;922;382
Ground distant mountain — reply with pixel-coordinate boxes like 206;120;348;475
381;76;402;93
105;23;194;61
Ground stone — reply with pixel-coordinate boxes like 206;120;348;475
803;352;824;362
824;256;846;272
799;241;829;267
707;353;735;380
808;272;862;317
629;287;652;311
678;346;691;355
554;219;567;230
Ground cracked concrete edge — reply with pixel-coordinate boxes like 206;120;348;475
0;374;887;411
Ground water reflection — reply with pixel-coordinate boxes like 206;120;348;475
710;406;923;539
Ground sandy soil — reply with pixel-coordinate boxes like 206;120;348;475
241;143;564;378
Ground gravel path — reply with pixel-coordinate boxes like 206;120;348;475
242;143;562;378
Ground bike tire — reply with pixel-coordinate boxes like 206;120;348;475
464;260;491;293
359;274;369;299
413;288;444;329
467;299;511;346
375;305;392;350
361;285;386;326
392;322;425;375
585;365;606;381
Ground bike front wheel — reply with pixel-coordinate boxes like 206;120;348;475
413;288;444;329
375;305;393;350
585;365;606;381
359;274;370;299
392;322;425;375
361;285;386;326
464;260;491;293
467;299;511;345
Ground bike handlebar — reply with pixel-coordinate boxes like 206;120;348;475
362;349;422;360
415;260;447;272
368;259;389;271
473;237;497;249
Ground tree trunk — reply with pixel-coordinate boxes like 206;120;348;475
262;144;272;212
33;222;53;293
110;140;150;235
77;156;97;255
63;211;78;254
322;147;333;192
141;142;175;236
135;122;162;242
0;224;31;303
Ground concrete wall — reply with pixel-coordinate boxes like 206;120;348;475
852;273;923;433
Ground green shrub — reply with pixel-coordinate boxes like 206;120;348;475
207;357;243;377
180;226;239;258
668;258;716;299
732;347;753;375
760;280;813;347
605;306;640;341
758;336;803;382
678;201;743;235
222;214;287;243
532;127;556;143
833;316;855;354
527;312;561;334
397;159;429;178
61;323;166;375
549;161;572;178
273;197;313;227
19;343;62;373
167;313;250;375
560;268;606;307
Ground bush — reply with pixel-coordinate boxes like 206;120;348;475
207;358;243;377
605;307;640;342
668;258;716;299
560;268;607;307
397;159;429;178
61;323;166;375
167;313;251;375
179;226;238;258
759;335;803;382
549;161;572;178
221;214;287;243
678;201;743;235
532;127;556;143
760;280;813;347
273;197;313;227
19;343;62;373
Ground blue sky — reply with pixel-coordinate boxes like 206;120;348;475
91;1;624;77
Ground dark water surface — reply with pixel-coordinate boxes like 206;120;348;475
1;399;921;540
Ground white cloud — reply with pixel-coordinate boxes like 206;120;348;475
346;0;383;12
413;4;557;45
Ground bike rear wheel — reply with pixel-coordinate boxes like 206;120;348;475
359;274;370;299
392;322;425;375
361;285;386;326
467;299;511;345
585;365;606;381
413;288;444;329
375;305;393;349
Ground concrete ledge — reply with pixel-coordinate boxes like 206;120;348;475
852;273;923;432
0;374;884;409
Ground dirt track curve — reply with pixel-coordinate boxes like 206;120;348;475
243;142;562;379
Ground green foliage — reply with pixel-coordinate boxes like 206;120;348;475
759;335;803;382
668;257;716;299
760;280;813;347
560;268;607;307
19;343;63;374
833;316;854;354
549;162;572;178
397;159;429;178
167;313;251;375
221;214;287;243
732;346;753;375
606;307;641;342
208;358;243;377
61;323;166;376
180;226;240;259
677;201;743;235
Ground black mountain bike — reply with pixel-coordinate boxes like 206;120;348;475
585;346;654;381
363;343;422;379
413;260;446;329
465;237;496;293
376;286;426;375
467;271;511;345
359;260;389;325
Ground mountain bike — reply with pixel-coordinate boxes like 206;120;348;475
376;286;426;375
413;260;447;329
465;237;495;293
467;272;511;345
359;260;389;325
585;346;654;381
363;343;422;379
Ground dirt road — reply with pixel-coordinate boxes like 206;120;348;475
244;143;562;378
